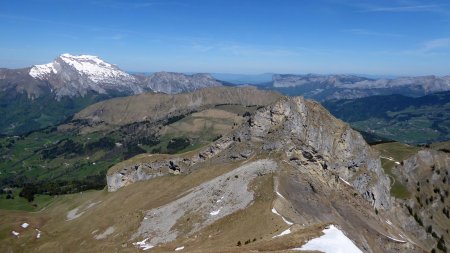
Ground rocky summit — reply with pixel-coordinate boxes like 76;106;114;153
101;95;425;252
108;96;391;209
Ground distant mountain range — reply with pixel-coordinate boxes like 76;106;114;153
209;73;273;84
0;54;223;135
262;74;450;101
1;53;222;99
324;91;450;144
2;53;450;136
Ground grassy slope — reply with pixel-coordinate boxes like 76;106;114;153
0;189;56;212
0;152;327;253
0;146;420;252
0;105;253;210
431;141;450;152
372;142;421;199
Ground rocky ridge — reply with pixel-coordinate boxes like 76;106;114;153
105;95;432;252
107;95;391;209
74;86;281;128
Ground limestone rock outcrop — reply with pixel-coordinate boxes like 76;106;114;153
107;95;391;210
234;96;391;209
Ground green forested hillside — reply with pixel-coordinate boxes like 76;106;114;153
0;104;255;207
0;89;116;136
324;91;450;144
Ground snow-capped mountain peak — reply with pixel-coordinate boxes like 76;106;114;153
25;53;223;99
28;53;141;98
57;53;131;83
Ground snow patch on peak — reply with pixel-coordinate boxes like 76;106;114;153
29;62;58;79
60;53;110;66
29;53;136;85
61;53;98;59
57;53;133;83
26;53;146;98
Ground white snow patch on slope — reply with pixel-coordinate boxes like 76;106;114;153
59;53;134;83
271;207;293;225
133;238;154;251
210;208;221;216
282;216;293;225
273;228;291;238
274;178;286;200
386;219;393;226
216;196;224;203
293;225;362;253
35;229;41;239
381;156;400;165
175;246;185;251
276;190;286;199
339;177;352;186
29;63;58;79
384;234;407;243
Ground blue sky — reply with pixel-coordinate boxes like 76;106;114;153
1;0;450;75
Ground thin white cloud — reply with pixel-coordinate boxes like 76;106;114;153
188;40;300;58
422;38;450;52
380;37;450;56
191;42;214;52
333;0;449;14
363;4;440;12
90;0;187;9
342;28;402;37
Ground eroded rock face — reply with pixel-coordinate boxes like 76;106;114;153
107;162;169;192
132;159;277;246
107;96;391;210
107;138;234;192
234;96;391;209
